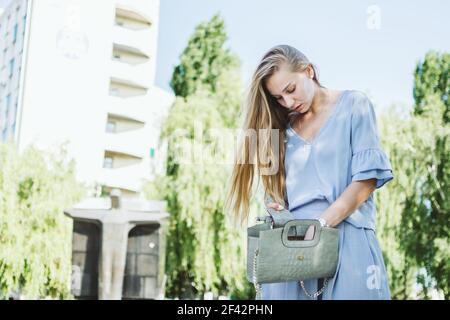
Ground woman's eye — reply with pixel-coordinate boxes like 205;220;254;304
287;87;295;94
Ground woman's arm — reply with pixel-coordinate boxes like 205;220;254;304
267;178;377;239
319;178;377;228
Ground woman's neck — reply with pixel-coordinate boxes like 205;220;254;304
310;87;331;115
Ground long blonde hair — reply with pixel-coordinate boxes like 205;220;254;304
224;44;325;225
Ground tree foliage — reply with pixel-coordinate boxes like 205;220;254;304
376;51;449;299
146;14;254;299
0;143;84;299
170;14;238;99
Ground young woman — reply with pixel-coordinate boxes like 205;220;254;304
225;44;394;300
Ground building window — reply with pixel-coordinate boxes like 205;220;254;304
106;121;116;133
103;156;113;168
2;127;7;141
9;58;14;78
110;87;119;96
13;23;18;43
12;102;18;125
5;95;10;122
22;15;26;35
5;94;11;123
16;67;21;88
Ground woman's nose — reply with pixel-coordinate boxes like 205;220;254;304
285;97;295;109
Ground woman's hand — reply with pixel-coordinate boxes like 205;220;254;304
267;202;315;240
266;202;284;211
304;225;315;241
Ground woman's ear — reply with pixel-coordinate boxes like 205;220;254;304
306;64;314;79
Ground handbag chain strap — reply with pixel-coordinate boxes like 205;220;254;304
299;278;329;299
253;248;262;300
254;247;329;300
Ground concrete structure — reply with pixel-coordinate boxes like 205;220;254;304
0;0;174;197
64;190;169;300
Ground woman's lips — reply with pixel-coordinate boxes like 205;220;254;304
293;103;304;112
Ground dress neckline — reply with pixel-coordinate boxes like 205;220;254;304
287;90;348;145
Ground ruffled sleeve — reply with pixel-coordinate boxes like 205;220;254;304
350;92;393;189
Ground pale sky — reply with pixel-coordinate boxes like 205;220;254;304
156;0;450;112
2;0;449;112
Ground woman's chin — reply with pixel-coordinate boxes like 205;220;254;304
299;104;312;114
296;106;308;114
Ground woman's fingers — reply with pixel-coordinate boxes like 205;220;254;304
267;202;284;211
304;225;316;241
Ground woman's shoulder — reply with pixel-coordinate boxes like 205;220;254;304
342;89;373;115
344;89;371;103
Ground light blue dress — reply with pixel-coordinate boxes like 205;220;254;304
261;89;394;300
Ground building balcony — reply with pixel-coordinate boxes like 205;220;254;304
107;97;154;124
98;163;149;193
110;59;151;89
103;145;144;166
106;113;145;134
112;43;149;66
114;4;152;31
106;87;173;125
112;25;153;55
104;128;154;160
109;77;148;98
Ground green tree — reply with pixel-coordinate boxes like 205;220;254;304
404;51;449;298
377;51;449;299
170;14;238;99
413;51;449;121
377;108;426;299
145;14;254;299
0;143;84;299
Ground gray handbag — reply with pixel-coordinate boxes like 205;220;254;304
247;205;339;299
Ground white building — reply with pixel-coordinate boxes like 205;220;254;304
0;0;174;198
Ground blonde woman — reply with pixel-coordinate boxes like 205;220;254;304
225;44;393;300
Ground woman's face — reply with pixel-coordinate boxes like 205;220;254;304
265;62;316;114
